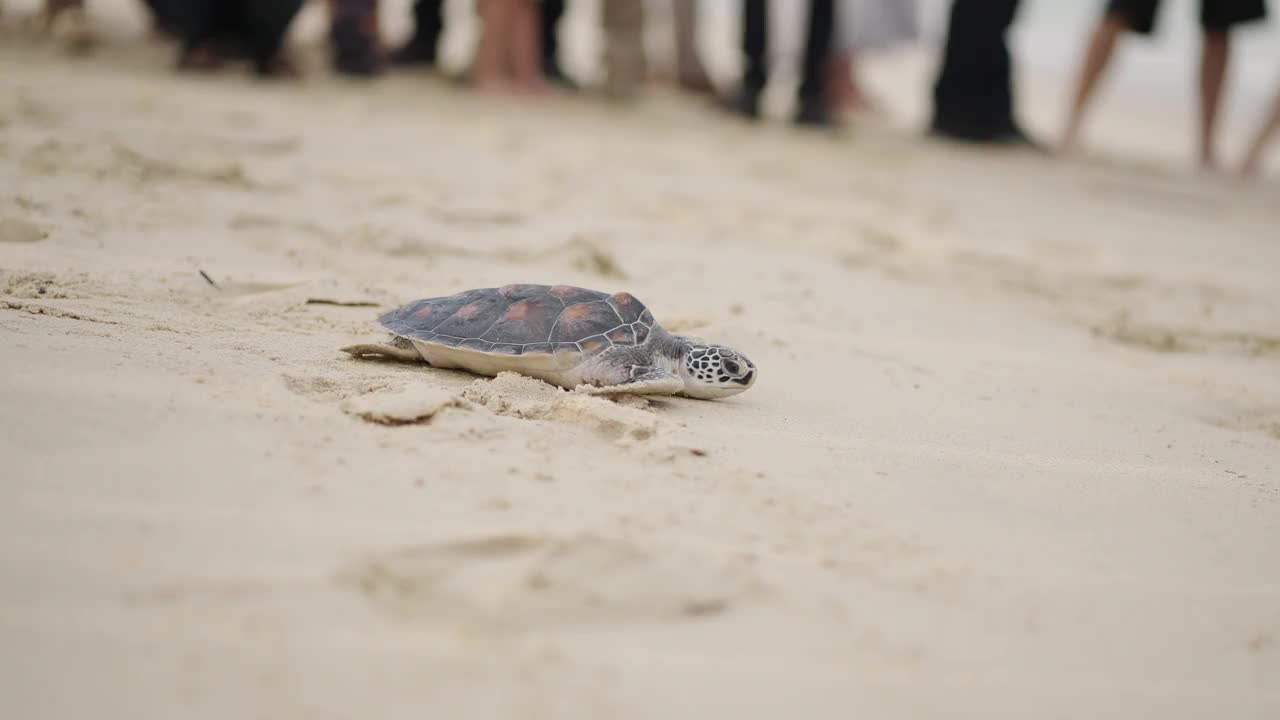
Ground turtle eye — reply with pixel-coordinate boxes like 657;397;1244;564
723;360;740;375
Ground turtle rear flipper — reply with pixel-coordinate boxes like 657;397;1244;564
341;336;422;363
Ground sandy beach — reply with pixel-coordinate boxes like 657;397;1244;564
2;1;1279;717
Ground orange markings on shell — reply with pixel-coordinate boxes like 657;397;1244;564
413;306;433;317
550;285;577;299
560;303;594;320
610;292;635;305
503;300;532;321
456;303;482;320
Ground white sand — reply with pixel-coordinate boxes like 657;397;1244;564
2;1;1279;718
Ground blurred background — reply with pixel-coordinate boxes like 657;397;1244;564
4;0;1277;175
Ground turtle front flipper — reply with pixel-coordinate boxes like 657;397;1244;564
340;336;423;363
575;366;683;397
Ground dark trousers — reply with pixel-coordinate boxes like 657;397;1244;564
542;0;566;70
176;0;303;74
139;0;178;31
741;0;834;103
409;0;445;53
330;0;380;71
931;0;1023;140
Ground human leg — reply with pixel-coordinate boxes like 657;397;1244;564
930;0;1028;142
242;0;305;77
541;0;573;86
392;0;444;65
795;0;836;126
1060;10;1132;153
728;0;767;118
1198;0;1268;169
1241;85;1280;176
1197;28;1230;169
331;0;383;76
472;0;513;90
511;0;547;92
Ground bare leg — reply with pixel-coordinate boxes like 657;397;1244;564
1198;29;1230;171
1061;13;1126;154
828;51;851;110
472;0;512;91
829;51;878;115
510;0;547;93
1241;87;1280;177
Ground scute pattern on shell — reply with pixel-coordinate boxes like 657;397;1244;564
379;284;657;358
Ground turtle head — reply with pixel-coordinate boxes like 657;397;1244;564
679;345;756;399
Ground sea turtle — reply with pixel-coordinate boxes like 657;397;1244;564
340;284;756;399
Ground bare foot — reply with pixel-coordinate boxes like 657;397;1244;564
518;76;550;96
471;70;511;92
826;56;852;112
846;87;880;115
1199;151;1222;175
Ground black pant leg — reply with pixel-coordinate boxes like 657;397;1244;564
931;0;1022;140
240;0;304;74
174;0;220;53
742;0;768;92
413;0;445;49
542;0;566;69
797;0;834;104
139;0;171;27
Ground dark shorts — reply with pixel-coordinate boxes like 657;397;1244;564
1106;0;1268;34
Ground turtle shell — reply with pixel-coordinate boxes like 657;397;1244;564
379;284;657;362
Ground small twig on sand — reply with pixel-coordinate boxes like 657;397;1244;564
305;298;380;307
198;269;221;290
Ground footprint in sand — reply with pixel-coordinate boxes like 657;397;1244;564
282;372;409;405
0;270;85;299
109;144;255;189
0;217;49;244
336;533;755;628
496;236;628;280
1200;405;1280;446
1090;316;1280;358
340;385;471;426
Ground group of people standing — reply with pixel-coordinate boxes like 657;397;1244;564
734;0;1277;175
1062;0;1275;174
45;0;1279;175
